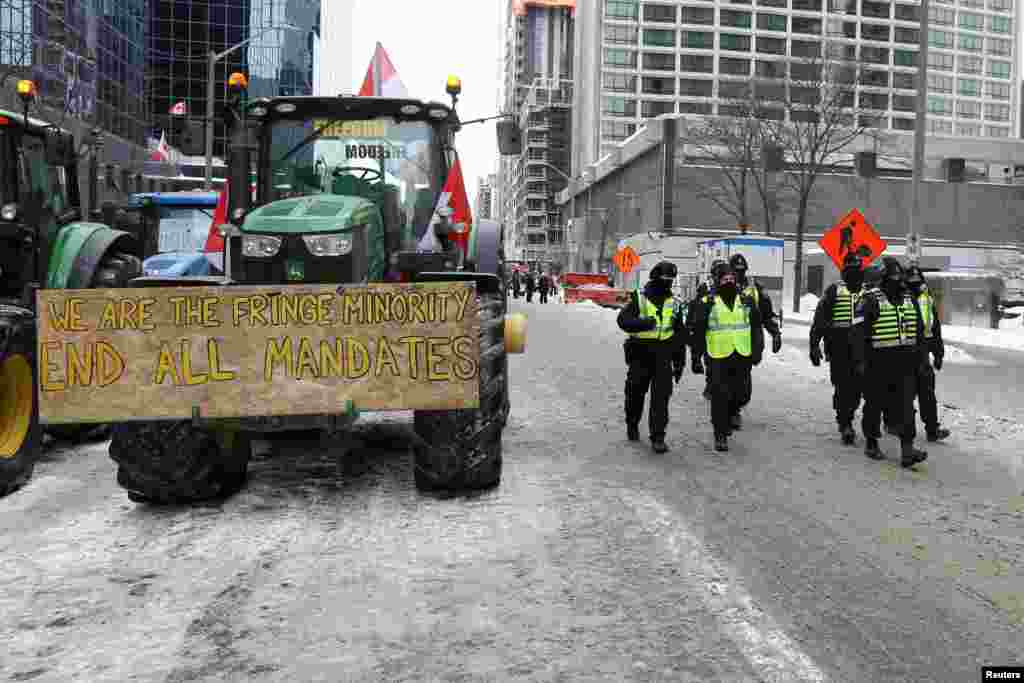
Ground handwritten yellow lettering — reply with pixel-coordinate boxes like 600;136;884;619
407;292;426;323
426;337;451;381
320;339;343;377
232;297;250;326
316;294;334;325
452;289;472;322
451;335;478;381
180;340;207;385
374;337;400;378
39;341;65;391
66;342;93;386
297;337;319;379
201;297;220;327
153;342;180;385
398;336;426;380
207;339;235;382
264;337;294;380
346;338;370;379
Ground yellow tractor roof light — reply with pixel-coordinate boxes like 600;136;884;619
445;75;462;96
227;72;249;91
16;79;36;101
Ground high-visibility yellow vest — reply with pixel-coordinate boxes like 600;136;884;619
871;293;918;348
706;295;752;359
917;290;935;338
742;279;759;306
831;284;864;328
631;289;677;341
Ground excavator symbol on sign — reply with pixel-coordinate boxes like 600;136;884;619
840;223;874;261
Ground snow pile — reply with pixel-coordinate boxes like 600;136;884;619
942;345;997;367
940;324;1024;352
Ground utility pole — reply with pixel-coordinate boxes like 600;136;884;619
908;0;930;265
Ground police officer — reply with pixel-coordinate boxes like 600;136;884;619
729;253;782;431
690;261;765;452
617;261;689;454
688;260;726;402
852;256;928;468
810;252;867;444
904;265;951;442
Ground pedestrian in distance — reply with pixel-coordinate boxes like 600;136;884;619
809;252;867;445
690;261;765;452
538;272;551;304
524;270;535;303
904;266;951;443
617;261;689;454
728;253;782;432
852;256;929;468
512;268;522;299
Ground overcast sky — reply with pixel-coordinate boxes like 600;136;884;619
347;0;503;199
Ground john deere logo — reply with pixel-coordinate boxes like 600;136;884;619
286;259;304;281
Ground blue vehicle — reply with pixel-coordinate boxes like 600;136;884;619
142;251;214;277
128;191;222;272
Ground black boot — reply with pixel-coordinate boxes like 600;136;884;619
651;438;669;454
627;424;640;441
926;427;950;442
714;434;728;452
840;424;856;445
900;441;928;468
730;413;742;431
864;437;884;460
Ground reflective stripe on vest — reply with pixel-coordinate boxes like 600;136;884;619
917;291;934;338
871;294;918;348
706;296;752;359
631;289;676;341
831;284;864;328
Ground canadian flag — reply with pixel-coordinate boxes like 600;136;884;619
357;42;409;98
149;131;171;162
203;182;229;271
417;158;473;255
169;101;187;115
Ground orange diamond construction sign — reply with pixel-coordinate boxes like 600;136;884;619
818;208;887;271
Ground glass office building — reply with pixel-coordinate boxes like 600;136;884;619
148;0;320;164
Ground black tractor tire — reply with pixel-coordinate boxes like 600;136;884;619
0;322;40;497
413;286;508;492
45;424;110;443
109;421;252;504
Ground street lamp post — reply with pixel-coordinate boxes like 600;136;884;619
909;0;930;264
205;24;302;190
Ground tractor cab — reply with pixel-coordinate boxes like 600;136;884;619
219;73;465;286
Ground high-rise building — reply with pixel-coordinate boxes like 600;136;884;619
148;0;320;175
498;0;575;265
476;174;497;220
572;0;1021;172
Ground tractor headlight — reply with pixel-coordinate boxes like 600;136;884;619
241;234;282;257
302;233;352;256
1;203;19;221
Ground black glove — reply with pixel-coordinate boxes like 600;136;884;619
639;317;657;331
809;345;822;367
752;352;763;366
691;357;704;375
933;354;943;371
673;364;683;384
854;361;866;376
772;333;782;353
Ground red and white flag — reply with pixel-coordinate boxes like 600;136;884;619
203;182;229;271
169;100;187;115
357;42;409;98
417;158;474;254
149;131;171;162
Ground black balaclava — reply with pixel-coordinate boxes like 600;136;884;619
716;264;738;305
904;265;925;296
648;261;677;298
729;254;748;286
880;256;905;302
841;254;864;291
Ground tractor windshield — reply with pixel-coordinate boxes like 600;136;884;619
265;117;442;233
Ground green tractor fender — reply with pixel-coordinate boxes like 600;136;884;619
46;222;138;289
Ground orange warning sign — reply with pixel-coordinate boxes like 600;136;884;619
819;208;887;270
613;246;640;273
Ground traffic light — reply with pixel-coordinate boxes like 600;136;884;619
944;158;966;183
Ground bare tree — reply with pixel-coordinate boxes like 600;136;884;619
757;41;878;312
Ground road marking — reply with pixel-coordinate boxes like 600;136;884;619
630;495;829;683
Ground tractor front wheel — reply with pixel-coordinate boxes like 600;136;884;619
413;286;508;492
109;421;252;504
0;340;40;497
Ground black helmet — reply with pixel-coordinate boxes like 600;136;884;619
863;263;884;288
650;260;678;281
841;252;864;271
904;264;925;286
881;255;904;280
729;253;748;272
710;259;730;280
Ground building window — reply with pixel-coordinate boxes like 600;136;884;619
958;12;984;30
642;76;676;94
603;96;637;116
681;31;713;48
719;81;752;99
719;33;752;51
861;23;891;41
927;52;954;70
988;0;1012;11
642;52;676;70
928;73;953;92
679;102;714;114
643;3;677;22
957;100;981;118
604;48;637;67
791;40;821;58
987;38;1011;56
606;0;640;20
756;36;787;54
827;18;858;37
986;81;1010;99
602;120;637;139
892;94;916;111
680;78;714;96
988;60;1011;78
894;27;920;43
791;86;819;105
681;54;715;72
681;6;715;23
755;82;787;101
719;57;752;75
755;60;787;78
643;29;676;47
757;13;788;30
860;92;889;110
927;96;953;114
720;9;752;26
892;117;915;130
862;46;890;64
791;17;821;33
894;3;920;19
928;6;954;23
959;55;983;73
757;0;788;6
603;72;638;91
828;0;858;13
928;119;953;134
893;72;917;89
957;123;981;136
792;0;823;9
642;100;675;118
893;49;917;66
791;62;822;80
858;115;887;129
984;102;1010;120
860;70;889;87
928;30;954;48
989;15;1012;32
960;0;984;6
605;24;639;43
985;126;1009;137
957;78;980;95
862;0;891;17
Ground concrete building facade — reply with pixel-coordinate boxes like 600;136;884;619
570;0;1022;174
476;173;497;220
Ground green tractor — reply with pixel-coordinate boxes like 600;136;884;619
0;80;142;495
107;73;524;503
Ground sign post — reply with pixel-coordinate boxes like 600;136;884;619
818;208;887;271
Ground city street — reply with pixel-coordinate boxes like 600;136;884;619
2;300;1023;682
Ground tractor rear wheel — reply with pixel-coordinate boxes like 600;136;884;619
413;286;508;492
0;331;40;497
109;421;252;504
